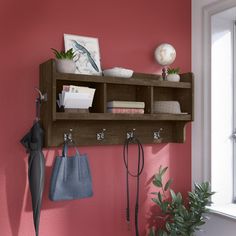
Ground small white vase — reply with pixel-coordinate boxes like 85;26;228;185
166;74;180;82
55;59;76;74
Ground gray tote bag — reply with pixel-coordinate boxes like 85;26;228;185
49;143;93;201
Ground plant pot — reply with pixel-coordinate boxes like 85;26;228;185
166;74;180;82
55;59;76;74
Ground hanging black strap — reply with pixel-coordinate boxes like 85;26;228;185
123;137;144;236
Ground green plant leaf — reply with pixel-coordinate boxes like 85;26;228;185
176;192;183;204
161;201;169;213
158;229;168;236
51;47;75;60
167;67;180;74
153;178;162;188
166;222;171;231
162;231;169;236
158;192;162;203
149;166;215;236
164;178;173;191
152;197;161;206
153;173;163;187
149;227;156;236
160;166;168;176
170;189;177;202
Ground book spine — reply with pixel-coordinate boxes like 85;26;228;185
107;108;144;114
107;101;145;109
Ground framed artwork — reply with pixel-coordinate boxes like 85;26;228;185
64;34;102;75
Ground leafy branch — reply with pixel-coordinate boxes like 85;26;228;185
149;166;214;236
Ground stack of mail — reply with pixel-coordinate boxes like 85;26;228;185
57;85;96;109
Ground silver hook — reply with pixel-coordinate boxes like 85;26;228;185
153;128;163;140
126;128;136;139
35;87;47;101
97;128;106;141
64;129;73;143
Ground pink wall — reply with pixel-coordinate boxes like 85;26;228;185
0;0;191;235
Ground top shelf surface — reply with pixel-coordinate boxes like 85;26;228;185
47;60;193;89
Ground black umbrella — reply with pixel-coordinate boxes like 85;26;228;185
21;96;45;236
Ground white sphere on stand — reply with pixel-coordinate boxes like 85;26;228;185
154;43;176;66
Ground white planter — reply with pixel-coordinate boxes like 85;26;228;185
166;74;180;82
55;59;76;74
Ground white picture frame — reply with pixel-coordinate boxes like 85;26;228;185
64;34;102;75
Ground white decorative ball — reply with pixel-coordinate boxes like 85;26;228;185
154;43;176;66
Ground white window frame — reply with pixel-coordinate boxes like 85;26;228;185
233;21;236;202
192;0;236;217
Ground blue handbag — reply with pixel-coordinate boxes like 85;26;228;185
49;142;93;201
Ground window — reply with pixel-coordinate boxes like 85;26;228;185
233;21;236;202
211;9;234;205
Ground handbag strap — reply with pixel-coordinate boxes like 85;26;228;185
62;141;80;158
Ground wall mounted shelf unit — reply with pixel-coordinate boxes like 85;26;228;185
40;59;194;147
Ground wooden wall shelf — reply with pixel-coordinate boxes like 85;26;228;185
40;59;194;147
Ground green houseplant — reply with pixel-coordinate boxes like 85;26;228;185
149;166;214;236
51;48;76;74
166;67;180;82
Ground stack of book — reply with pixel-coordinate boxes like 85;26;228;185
57;85;95;111
107;101;145;114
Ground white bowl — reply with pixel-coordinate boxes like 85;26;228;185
103;67;133;78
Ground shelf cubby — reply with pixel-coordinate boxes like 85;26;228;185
106;84;152;114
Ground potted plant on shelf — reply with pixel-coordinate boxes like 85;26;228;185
149;166;214;236
166;67;180;82
51;48;76;73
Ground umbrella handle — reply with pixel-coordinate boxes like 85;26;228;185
35;98;41;121
34;88;47;121
35;88;47;101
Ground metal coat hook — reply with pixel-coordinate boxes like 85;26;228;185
64;129;73;143
97;128;106;141
153;128;163;140
126;128;136;139
35;87;47;101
